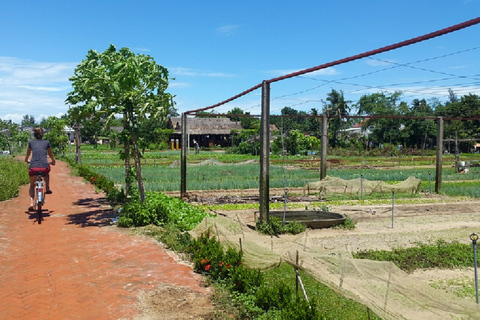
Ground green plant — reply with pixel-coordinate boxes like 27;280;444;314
186;230;242;280
0;157;29;201
334;214;356;230
256;217;307;235
353;240;474;273
117;192;213;230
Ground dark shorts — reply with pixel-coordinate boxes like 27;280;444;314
29;166;50;177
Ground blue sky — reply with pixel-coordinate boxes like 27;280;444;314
1;0;479;123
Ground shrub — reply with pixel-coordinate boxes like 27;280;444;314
118;192;213;230
0;157;29;201
256;217;306;235
186;230;243;280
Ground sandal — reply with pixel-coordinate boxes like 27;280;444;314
46;190;52;194
28;206;34;212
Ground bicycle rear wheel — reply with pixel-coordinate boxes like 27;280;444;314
37;203;42;224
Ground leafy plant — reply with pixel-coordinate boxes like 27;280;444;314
334;214;356;230
0;157;29;201
256;217;306;235
353;240;474;273
117;192;213;230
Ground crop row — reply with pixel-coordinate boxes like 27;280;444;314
91;164;480;193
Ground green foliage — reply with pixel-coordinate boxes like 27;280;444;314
353;240;474;273
334;214;356;230
185;230;318;319
271;129;321;156
117;192;213;230
186;230;243;281
76;164;116;194
0;157;29;201
256;217;306;235
42;116;69;153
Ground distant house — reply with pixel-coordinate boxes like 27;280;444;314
167;117;243;148
339;121;373;138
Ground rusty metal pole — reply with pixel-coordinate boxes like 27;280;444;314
320;114;328;180
435;116;444;193
259;80;270;223
181;113;187;198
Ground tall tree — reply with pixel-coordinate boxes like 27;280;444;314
66;44;174;202
21;114;36;127
356;91;405;145
323;89;351;147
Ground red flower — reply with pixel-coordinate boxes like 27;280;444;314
204;265;211;271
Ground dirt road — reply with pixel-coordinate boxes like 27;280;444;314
0;160;212;319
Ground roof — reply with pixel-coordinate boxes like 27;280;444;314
167;117;242;135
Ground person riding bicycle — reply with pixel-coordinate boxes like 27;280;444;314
24;128;55;211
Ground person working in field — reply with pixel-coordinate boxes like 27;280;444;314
24;127;56;211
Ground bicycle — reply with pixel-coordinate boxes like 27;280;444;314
34;172;46;224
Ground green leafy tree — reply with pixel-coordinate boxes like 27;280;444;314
323;89;351;147
21;114;36;127
66;44;174;202
356;91;405;146
227;107;259;129
42;116;69;155
402;99;436;149
435;92;480;152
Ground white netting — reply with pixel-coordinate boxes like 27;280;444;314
190;215;480;320
305;176;421;196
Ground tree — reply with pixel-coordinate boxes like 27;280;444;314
66;44;174;202
323;89;351;147
21;114;36;127
42;116;69;156
356;91;405;146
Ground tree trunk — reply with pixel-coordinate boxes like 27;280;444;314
131;130;145;202
123;114;131;197
75;124;82;164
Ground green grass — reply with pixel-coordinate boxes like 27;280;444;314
0;157;29;201
262;263;381;319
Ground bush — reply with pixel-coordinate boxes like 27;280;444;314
185;229;317;319
186;230;243;280
0;157;29;201
117;192;213;230
256;217;306;235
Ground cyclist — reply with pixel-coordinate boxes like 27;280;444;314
24;128;56;211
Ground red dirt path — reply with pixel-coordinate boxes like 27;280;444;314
0;160;209;319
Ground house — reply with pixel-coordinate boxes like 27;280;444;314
167;117;243;148
339;121;373;138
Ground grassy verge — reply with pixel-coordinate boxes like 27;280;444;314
0;157;29;201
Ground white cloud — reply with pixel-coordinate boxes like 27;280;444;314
18;85;68;92
216;24;240;36
0;56;75;122
169;67;234;78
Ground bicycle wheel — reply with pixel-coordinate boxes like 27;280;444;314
37;202;42;224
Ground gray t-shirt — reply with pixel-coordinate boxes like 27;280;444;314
28;139;51;168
